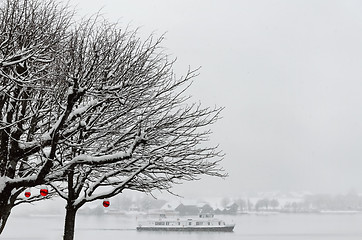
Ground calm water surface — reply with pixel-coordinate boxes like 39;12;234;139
3;213;362;240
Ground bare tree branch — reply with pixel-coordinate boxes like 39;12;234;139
0;0;225;237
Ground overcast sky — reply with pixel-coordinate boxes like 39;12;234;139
67;0;362;198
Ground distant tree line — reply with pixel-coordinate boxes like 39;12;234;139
76;192;362;216
233;192;362;213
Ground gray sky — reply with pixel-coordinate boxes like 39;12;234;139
68;0;362;197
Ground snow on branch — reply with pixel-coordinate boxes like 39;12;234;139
68;132;146;166
78;161;152;205
1;49;35;67
45;132;147;183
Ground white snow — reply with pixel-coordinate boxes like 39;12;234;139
18;132;52;150
18;99;97;150
0;176;7;192
68;100;98;119
6;176;37;185
67;86;74;95
71;151;128;164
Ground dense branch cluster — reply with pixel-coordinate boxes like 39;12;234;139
0;0;225;235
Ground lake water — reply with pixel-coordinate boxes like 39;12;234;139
2;213;362;240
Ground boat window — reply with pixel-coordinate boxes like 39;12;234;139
189;222;192;226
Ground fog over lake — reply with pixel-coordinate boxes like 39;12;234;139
3;213;362;240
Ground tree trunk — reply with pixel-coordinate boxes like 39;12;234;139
0;187;13;235
63;205;78;240
0;207;11;235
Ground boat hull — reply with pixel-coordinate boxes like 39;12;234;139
137;225;235;232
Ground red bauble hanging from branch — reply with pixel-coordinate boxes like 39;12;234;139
103;200;110;208
40;188;48;196
24;191;31;198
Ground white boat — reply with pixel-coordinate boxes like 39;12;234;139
136;213;235;232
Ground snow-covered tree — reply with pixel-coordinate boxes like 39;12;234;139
0;0;225;237
0;0;73;233
56;17;225;240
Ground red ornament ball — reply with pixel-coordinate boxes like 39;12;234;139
25;192;31;198
40;189;48;196
103;200;110;208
